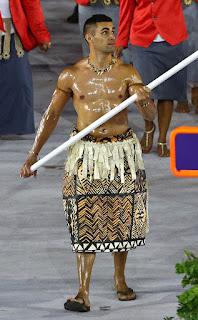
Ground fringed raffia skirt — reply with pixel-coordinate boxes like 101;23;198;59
63;128;149;253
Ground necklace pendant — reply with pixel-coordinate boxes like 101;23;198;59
88;57;116;76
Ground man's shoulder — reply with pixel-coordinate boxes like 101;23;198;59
116;59;143;84
60;59;86;77
58;59;88;85
116;59;137;74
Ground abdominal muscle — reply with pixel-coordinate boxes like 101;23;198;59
75;99;129;138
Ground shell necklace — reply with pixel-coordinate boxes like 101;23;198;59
88;57;116;76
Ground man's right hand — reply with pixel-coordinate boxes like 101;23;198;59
20;154;38;179
114;47;124;58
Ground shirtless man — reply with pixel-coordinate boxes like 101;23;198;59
20;15;156;312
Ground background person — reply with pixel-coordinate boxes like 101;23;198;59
115;0;188;157
0;0;51;136
176;0;198;113
66;1;78;23
183;0;198;113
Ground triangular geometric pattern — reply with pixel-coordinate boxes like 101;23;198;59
63;153;147;253
71;239;145;253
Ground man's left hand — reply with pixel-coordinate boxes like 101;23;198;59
135;86;152;107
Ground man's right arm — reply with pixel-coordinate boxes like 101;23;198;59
20;70;73;178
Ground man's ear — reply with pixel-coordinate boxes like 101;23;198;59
85;33;93;43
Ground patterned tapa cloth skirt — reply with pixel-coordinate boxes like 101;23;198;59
63;128;148;253
0;34;34;135
132;41;187;101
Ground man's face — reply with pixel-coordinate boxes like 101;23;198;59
91;22;116;53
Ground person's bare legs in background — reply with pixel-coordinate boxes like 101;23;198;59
140;100;173;157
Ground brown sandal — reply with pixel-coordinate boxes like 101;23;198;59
117;288;136;301
64;296;90;312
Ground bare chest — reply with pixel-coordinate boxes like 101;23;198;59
72;74;128;102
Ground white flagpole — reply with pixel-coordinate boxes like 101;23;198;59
31;50;198;172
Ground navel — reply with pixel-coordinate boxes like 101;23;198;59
80;95;85;100
118;95;123;99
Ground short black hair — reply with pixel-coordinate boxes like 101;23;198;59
83;14;112;38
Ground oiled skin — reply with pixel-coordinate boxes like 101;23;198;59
59;58;154;137
20;58;156;178
20;22;156;178
20;21;157;308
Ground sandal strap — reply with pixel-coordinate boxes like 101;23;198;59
145;123;156;147
74;296;85;305
157;142;167;155
145;124;155;134
117;288;134;295
158;142;167;146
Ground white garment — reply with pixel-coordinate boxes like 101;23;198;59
153;33;165;42
0;0;15;35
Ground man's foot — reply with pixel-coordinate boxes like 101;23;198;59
140;123;156;153
117;288;136;301
64;296;90;312
157;142;170;157
115;277;136;301
175;101;190;113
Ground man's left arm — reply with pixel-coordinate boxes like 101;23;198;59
21;0;51;49
127;66;156;121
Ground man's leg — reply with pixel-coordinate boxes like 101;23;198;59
157;99;173;157
114;252;136;301
67;252;96;308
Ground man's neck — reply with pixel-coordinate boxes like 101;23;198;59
88;51;113;69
